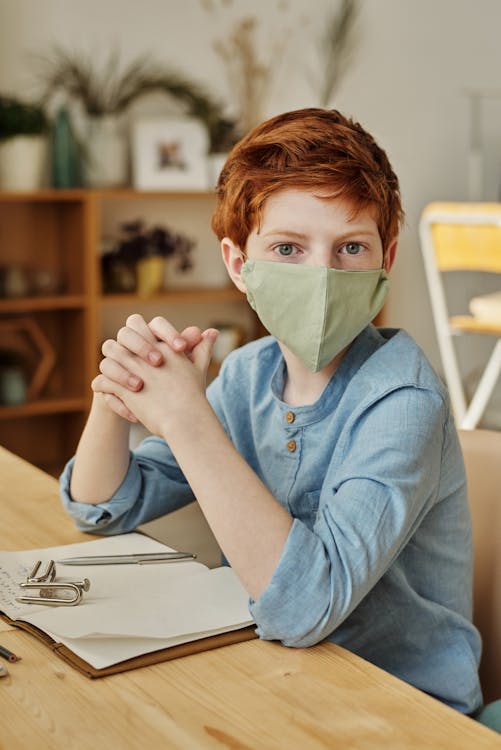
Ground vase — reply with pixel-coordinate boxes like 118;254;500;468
136;256;165;297
50;107;82;188
0;135;48;191
83;115;128;188
0;365;27;406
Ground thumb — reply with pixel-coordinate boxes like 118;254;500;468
191;328;219;373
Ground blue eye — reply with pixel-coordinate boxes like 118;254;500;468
275;243;297;257
341;242;363;255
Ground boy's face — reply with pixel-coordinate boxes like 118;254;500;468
222;188;397;291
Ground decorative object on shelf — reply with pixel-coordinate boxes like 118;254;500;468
50;106;83;188
136;255;165;298
0;349;27;406
0;264;30;298
313;0;359;107
201;0;358;134
0;95;49;190
38;48;236;188
132;117;209;190
0;317;56;401
85;114;128;188
102;219;195;296
207;15;280;137
29;266;64;296
0;264;63;298
201;0;293;137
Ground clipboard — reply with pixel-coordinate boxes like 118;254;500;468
0;613;257;678
0;532;257;678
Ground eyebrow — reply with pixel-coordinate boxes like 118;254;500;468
260;228;379;240
260;229;309;240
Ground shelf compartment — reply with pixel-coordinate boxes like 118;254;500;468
0;308;92;400
0;198;89;296
0;411;87;475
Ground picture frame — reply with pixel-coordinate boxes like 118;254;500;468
131;117;210;191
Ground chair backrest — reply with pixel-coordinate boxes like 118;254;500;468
419;203;501;427
458;428;501;703
421;202;501;272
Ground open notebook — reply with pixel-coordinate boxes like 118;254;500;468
0;533;256;678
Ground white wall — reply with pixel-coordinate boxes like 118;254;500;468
2;0;501;412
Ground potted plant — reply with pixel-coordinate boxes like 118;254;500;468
102;219;195;297
0;96;49;190
39;48;238;188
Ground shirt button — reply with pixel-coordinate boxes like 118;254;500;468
286;440;297;452
285;411;295;424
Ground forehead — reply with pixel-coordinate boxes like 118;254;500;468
254;188;379;235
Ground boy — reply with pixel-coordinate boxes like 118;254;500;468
61;108;482;714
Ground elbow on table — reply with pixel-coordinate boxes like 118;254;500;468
253;601;338;649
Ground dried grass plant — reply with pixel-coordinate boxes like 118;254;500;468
37;47;234;152
200;0;289;137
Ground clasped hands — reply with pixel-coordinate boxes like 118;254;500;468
92;314;219;437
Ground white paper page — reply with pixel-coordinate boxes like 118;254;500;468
0;533;202;620
34;567;251;639
56;621;252;670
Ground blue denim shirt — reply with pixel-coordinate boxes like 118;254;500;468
60;325;482;714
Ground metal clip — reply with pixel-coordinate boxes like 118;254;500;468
16;560;90;606
26;560;57;583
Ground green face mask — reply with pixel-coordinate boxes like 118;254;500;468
241;259;389;372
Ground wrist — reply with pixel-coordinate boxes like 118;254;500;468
92;392;131;427
158;393;214;442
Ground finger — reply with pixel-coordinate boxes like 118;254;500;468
101;338;140;371
126;314;164;365
99;357;143;391
117;325;164;366
191;329;219;375
179;326;203;353
126;313;156;342
148;316;187;352
91;376;138;422
103;394;138;422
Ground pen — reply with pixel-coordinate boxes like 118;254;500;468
56;552;196;565
0;645;20;663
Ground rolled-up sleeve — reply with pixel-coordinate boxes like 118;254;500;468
60;435;195;534
250;386;448;646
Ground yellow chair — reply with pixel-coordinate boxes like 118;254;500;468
459;429;501;732
420;203;501;429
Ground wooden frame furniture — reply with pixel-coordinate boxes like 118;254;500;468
419;202;501;429
0;189;252;475
1;446;499;749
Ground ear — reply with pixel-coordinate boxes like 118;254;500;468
383;237;398;274
221;238;246;293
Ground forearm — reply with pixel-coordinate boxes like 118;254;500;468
164;401;293;601
69;393;131;504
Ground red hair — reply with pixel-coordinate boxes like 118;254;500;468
211;108;404;253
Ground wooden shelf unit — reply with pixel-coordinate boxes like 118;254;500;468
0;188;253;474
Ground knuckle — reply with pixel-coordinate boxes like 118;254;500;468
139;341;153;359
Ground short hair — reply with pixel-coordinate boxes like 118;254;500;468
211;108;404;253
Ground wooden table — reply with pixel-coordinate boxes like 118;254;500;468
1;447;499;749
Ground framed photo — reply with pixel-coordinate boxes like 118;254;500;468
131;118;209;190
